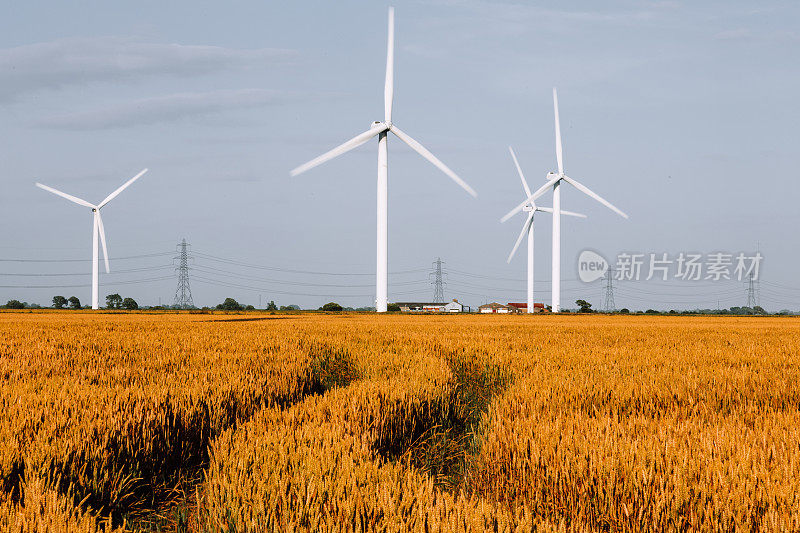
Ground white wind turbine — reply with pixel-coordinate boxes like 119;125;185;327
35;169;148;310
505;146;585;314
290;6;476;313
501;88;628;312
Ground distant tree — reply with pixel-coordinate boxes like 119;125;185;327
121;297;138;310
5;300;24;309
105;293;122;309
217;298;243;311
266;300;278;311
387;303;401;312
575;299;593;313
645;309;659;314
320;302;343;312
753;305;766;315
279;304;300;311
619;308;630;314
52;296;68;309
245;304;255;310
68;296;82;309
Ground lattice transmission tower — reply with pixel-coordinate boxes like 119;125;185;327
746;272;759;309
173;238;195;309
602;270;616;312
430;258;446;303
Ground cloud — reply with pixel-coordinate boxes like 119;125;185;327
713;28;753;41
430;0;664;25
0;37;295;102
37;89;290;130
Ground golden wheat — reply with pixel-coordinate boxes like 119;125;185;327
1;312;798;531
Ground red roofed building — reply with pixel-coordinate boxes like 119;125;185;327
507;303;547;313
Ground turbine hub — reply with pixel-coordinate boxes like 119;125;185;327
523;205;533;212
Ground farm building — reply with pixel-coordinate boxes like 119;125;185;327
395;300;469;313
478;302;518;314
444;300;467;313
395;302;446;313
507;303;547;313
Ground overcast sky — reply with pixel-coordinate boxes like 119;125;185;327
1;0;798;311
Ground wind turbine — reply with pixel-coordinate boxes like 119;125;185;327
290;6;476;313
35;169;148;310
505;146;585;313
501;88;628;312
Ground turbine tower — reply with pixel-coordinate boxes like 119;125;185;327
290;7;476;313
505;147;585;313
502;88;628;312
35;169;148;310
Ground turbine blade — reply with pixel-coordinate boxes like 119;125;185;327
500;174;561;223
99;168;148;208
290;124;387;177
95;211;110;273
562;175;628;219
35;183;95;209
385;6;395;123
560;209;587;218
537;206;586;218
507;210;535;263
508;146;531;197
388;125;477;197
553;88;563;175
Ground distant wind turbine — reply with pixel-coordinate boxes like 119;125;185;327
505;146;585;313
502;88;627;312
35;169;148;310
290;6;477;313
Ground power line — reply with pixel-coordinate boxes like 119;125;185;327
0;265;173;276
191;264;428;288
0;275;174;289
192;251;428;276
0;252;174;263
192;274;430;298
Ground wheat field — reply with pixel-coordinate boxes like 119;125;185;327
1;311;798;531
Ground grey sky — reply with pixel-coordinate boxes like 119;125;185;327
1;1;798;310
